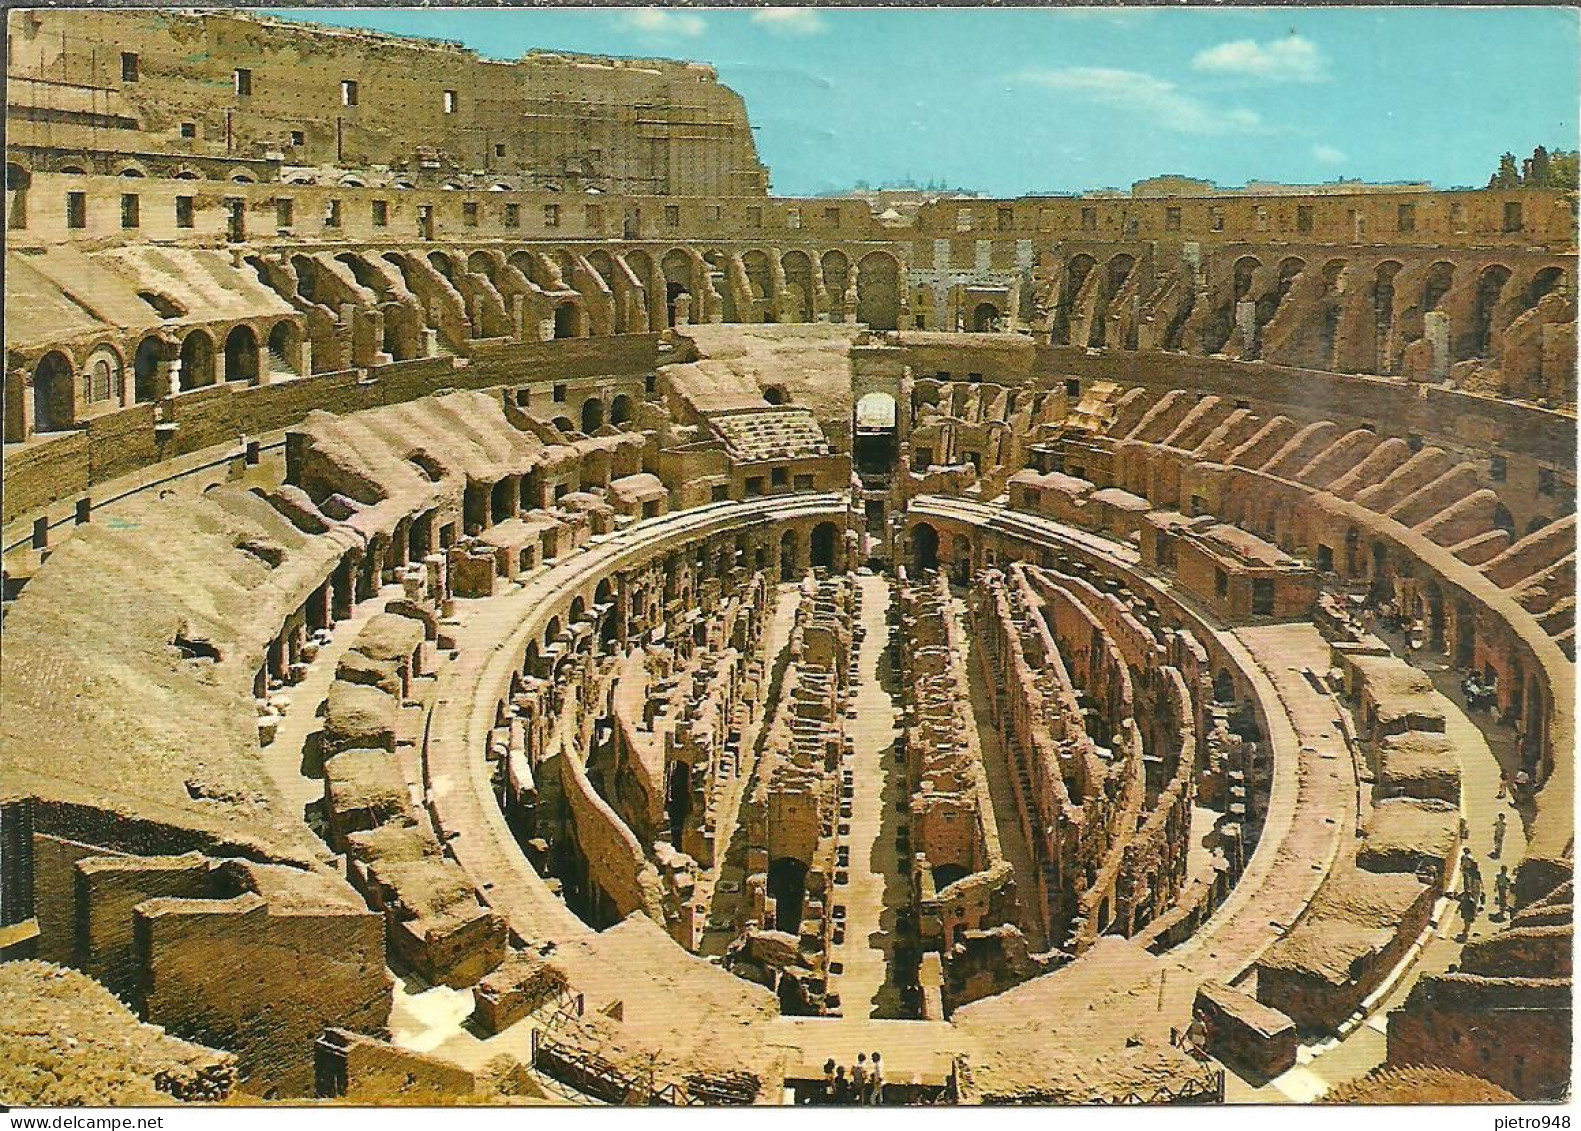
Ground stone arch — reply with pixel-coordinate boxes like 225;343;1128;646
32;351;75;433
610;394;633;427
553;302;583;339
79;346;123;408
1527;265;1566;307
180;329;217;389
810;521;839;570
970;301;1002;333
1053;253;1097;344
133;336;166;403
466;250;498;285
1232;256;1262;302
1423;261;1455;312
780;250;815;323
580;396;604;434
762;384;788;406
821;250;851;320
266;320;303;377
741;249;775;321
544;616;563;649
1471;264;1513;356
427;251;456;281
660;248;698;328
223;324;259;383
855;252;901;330
1493;502;1516;537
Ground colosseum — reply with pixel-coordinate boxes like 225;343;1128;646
1;7;1575;1108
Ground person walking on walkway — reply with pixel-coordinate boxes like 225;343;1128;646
1492;812;1508;858
869;1051;884;1105
1457;886;1477;941
851;1054;868;1105
1495;865;1512;919
1461;848;1484;910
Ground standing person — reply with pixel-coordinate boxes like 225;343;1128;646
1461;848;1484;909
1457;886;1477;941
851;1054;868;1105
832;1065;851;1105
1495;865;1512;918
822;1058;837;1105
1492;812;1508;858
869;1051;884;1105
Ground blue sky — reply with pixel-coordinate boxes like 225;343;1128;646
272;6;1580;197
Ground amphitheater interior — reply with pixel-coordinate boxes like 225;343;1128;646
0;9;1575;1108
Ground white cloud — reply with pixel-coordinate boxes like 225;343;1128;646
751;8;826;35
1312;143;1347;166
618;9;707;39
1191;35;1329;82
1015;67;1263;136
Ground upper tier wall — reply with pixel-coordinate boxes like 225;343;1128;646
6;9;767;197
7;171;1575;252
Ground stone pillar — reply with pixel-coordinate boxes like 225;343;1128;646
161;358;183;397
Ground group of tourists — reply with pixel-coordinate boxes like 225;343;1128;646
818;1052;884;1105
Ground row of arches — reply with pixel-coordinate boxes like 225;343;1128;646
21;319;303;436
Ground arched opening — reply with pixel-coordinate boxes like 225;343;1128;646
544;616;563;649
1424;261;1455;312
1527;266;1565;308
661;249;694;327
854;390;899;475
767;857;808;932
912;522;940;574
762;384;788;406
1213;669;1236;705
490;478;515;524
665;760;691;845
553;302;582;340
1054;254;1096;345
179;331;216;389
971;302;1002;333
580;397;604;434
1493;503;1516;538
821;250;851;321
466;251;498;286
742;249;775;322
609;394;633;427
265;320;302;378
223;325;259;383
810;522;838;570
427;252;455;281
552;416;576;435
1525;514;1552;535
133;337;163;403
1471;265;1512;357
31;352;74;434
779;529;799;582
855;252;901;331
781;251;815;323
